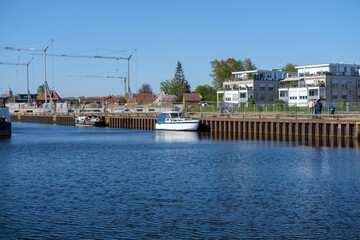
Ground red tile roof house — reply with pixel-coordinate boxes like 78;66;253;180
183;93;201;109
102;95;119;106
37;90;61;106
130;93;154;105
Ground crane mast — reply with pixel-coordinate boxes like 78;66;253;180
0;58;33;105
37;48;136;99
1;39;54;110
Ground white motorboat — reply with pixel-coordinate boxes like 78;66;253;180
155;111;200;131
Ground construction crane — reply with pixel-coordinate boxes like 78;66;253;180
0;58;34;105
32;48;136;98
1;40;54;109
69;74;128;96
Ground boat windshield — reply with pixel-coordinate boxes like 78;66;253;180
169;113;185;119
170;113;180;118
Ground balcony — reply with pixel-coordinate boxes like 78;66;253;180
299;71;359;77
223;87;253;91
279;83;326;89
279;96;289;101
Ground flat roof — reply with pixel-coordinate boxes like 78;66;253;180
296;63;360;69
232;69;295;74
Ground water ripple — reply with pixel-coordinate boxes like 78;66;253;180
0;122;359;239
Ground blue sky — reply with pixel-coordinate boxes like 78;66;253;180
1;0;359;97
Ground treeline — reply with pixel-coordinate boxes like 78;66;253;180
147;58;297;102
58;59;297;102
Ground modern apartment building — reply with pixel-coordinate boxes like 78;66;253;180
217;69;295;105
278;63;360;106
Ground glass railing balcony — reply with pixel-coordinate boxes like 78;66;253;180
299;72;359;77
223;88;253;91
279;84;326;88
279;96;289;100
224;77;284;82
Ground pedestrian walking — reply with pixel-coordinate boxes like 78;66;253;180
308;100;315;115
329;104;335;118
315;99;323;118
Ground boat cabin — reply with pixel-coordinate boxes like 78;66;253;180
158;112;186;123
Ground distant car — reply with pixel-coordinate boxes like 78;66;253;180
201;103;208;107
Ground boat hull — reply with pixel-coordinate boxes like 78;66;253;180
155;120;200;131
74;116;106;127
0;108;11;136
75;121;106;127
0;122;11;136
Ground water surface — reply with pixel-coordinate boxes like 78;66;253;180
1;122;359;239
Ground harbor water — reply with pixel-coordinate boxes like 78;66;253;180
1;122;360;239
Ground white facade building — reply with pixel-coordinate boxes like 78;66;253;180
279;63;360;106
218;69;295;105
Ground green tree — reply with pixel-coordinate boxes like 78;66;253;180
160;61;190;100
249;98;255;106
210;58;245;90
341;99;346;107
195;85;217;101
37;84;45;96
244;58;257;71
283;63;298;72
118;96;127;104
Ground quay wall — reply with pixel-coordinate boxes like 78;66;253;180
10;115;360;139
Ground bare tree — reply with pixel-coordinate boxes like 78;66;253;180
138;83;153;94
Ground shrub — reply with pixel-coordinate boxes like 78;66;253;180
341;99;346;107
249;98;255;106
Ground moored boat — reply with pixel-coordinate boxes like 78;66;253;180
0;98;11;136
74;115;106;127
155;111;200;131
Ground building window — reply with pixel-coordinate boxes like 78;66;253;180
309;90;315;96
260;86;265;91
332;79;338;88
240;93;246;98
300;96;307;99
342;95;347;99
260;95;265;101
225;97;231;101
332;95;338;99
290;96;297;100
268;86;274;91
280;92;286;97
342;80;347;88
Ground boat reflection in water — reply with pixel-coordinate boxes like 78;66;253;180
155;130;200;142
198;131;359;149
154;130;359;148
